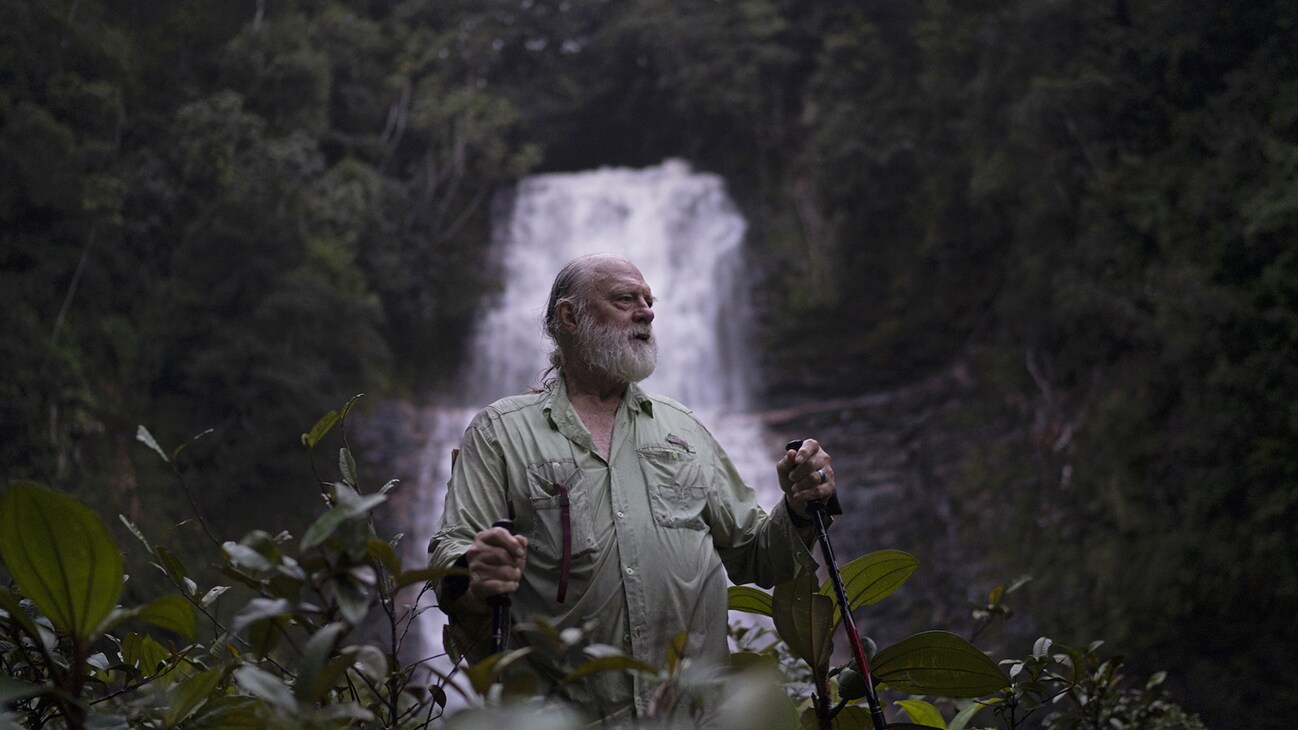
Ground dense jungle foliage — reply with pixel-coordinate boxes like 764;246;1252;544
2;0;1295;726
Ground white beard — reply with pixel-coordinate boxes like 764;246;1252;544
575;315;657;384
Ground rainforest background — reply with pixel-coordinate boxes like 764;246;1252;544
2;1;1295;727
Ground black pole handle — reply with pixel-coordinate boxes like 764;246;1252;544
488;519;518;654
786;439;843;516
786;439;826;513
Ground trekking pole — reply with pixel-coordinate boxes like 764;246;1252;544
488;519;518;655
787;440;888;730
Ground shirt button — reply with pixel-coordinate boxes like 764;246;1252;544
616;511;625;519
586;537;594;545
625;566;634;575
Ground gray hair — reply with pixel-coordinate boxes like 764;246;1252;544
542;254;619;377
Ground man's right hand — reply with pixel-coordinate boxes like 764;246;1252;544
465;525;528;604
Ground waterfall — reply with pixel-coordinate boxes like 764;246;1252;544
463;158;755;411
405;159;781;681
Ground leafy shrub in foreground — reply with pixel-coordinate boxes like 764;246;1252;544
0;398;1208;728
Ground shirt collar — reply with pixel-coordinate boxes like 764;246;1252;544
542;376;655;428
624;381;654;417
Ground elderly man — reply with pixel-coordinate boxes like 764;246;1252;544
428;253;837;721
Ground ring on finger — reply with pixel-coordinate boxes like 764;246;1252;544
816;468;826;483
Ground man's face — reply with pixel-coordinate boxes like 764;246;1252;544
572;261;657;384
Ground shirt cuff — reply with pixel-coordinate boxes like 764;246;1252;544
773;498;822;574
784;493;842;527
437;555;471;616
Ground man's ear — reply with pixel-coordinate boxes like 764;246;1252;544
556;299;580;334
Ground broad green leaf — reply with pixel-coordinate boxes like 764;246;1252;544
730;651;778;673
241;529;288;560
949;698;1002;730
296;623;348;702
340;447;357;485
367;537;401;575
772;571;834;672
342;644;388;684
563;654;660;682
302;410;339;448
134;594;197;641
666;631;688;673
822;550;918;626
232;598;292;634
443;624;463;665
728;585;774;616
122;632;171;673
873;631;1008;698
896;698;946;728
163;667;225;727
465;648;533;695
0;676;45;706
201;585;230;606
333;576;371;625
463;654;498;696
155;546;190;590
339;393;363;421
234;665;298;713
249;614;283;658
1031;636;1053;658
713;668;799;727
428;683;448;711
223;542;275;573
300;491;386;550
0;482;124;641
987;584;1004;605
135;425;168;463
501;670;540;700
185;696;262;728
97;607;137;637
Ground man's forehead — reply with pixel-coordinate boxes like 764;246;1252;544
592;259;651;292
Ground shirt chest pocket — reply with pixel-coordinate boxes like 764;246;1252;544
638;443;708;530
525;459;597;573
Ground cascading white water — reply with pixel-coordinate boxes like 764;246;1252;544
408;159;781;677
463;159;755;411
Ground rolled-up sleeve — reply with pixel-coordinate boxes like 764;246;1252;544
427;410;509;572
704;435;819;587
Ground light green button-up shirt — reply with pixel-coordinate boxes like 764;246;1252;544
429;378;817;720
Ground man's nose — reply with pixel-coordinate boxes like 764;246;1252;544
634;300;654;323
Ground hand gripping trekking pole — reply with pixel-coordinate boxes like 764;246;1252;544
787;440;888;729
488;519;518;655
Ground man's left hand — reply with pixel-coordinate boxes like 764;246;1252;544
777;438;835;518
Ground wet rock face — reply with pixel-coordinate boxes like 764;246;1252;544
759;362;1038;651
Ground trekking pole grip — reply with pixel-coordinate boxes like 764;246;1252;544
784;439;887;728
488;519;518;654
